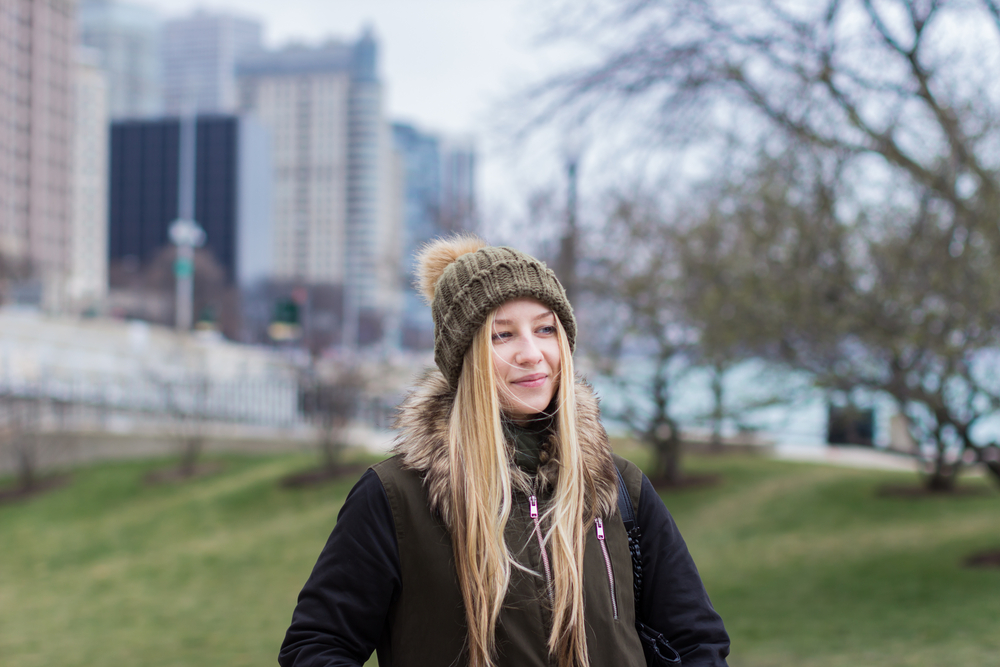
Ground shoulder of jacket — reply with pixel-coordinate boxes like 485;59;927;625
611;453;644;510
371;454;415;485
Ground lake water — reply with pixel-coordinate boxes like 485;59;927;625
581;357;1000;450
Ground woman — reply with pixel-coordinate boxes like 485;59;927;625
278;237;730;667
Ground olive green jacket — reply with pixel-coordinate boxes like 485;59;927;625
372;371;646;667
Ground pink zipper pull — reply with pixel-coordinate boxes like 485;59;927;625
595;517;605;540
529;495;539;518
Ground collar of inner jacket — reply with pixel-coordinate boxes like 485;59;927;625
503;412;554;475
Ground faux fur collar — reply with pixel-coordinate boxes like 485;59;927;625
392;370;619;528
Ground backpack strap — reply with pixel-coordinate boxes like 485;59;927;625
614;461;643;609
615;463;637;532
614;461;681;665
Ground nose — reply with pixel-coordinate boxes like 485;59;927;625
514;336;544;367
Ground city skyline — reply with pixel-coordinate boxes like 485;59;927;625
138;0;542;137
2;0;486;352
134;0;566;212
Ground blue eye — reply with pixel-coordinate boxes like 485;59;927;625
492;331;512;341
538;325;556;335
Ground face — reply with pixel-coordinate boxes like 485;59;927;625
490;297;562;421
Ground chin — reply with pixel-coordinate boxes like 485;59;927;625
506;392;554;418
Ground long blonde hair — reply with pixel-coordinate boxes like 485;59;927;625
448;309;597;667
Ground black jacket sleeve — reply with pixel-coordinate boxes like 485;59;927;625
637;473;731;666
278;469;400;667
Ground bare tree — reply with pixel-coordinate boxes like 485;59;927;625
680;144;1000;491
143;369;211;482
674;185;814;448
0;396;42;491
110;246;241;338
298;366;366;474
0;391;74;496
285;358;376;486
584;191;695;485
584;177;806;474
533;0;1000;199
529;0;1000;491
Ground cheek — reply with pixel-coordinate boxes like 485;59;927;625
490;346;511;379
544;341;562;374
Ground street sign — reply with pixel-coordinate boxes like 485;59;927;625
174;256;193;278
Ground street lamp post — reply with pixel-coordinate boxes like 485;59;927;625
559;134;585;305
170;109;205;333
170;217;205;332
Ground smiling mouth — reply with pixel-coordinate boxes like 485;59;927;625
512;373;547;387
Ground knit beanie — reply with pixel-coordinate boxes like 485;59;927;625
415;235;576;388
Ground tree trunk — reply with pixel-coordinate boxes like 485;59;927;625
14;434;36;490
180;436;202;476
12;399;39;490
924;457;959;493
984;460;1000;488
662;437;682;486
320;428;343;471
971;444;1000;489
709;364;724;452
651;429;682;486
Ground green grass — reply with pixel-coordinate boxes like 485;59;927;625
1;451;998;667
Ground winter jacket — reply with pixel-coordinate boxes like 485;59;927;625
278;372;730;667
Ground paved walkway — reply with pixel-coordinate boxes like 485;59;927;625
772;444;921;472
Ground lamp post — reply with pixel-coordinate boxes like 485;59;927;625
170;217;205;332
558;134;584;304
170;107;205;332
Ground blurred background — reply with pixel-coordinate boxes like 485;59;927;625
1;1;999;666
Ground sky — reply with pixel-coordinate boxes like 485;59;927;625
140;0;576;215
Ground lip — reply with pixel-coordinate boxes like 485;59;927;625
512;373;547;388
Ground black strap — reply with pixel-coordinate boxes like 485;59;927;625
614;463;681;665
614;464;643;607
615;464;637;532
636;622;682;665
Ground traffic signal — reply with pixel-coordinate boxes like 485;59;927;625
269;297;302;341
273;298;299;325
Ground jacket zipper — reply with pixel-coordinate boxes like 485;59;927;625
595;518;619;620
529;495;553;603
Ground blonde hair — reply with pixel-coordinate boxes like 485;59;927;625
449;310;595;667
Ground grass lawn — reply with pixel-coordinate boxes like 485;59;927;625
1;449;998;667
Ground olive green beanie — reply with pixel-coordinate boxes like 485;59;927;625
415;236;576;388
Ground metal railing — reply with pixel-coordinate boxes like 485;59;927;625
0;374;396;441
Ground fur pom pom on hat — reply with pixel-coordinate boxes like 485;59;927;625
415;235;576;387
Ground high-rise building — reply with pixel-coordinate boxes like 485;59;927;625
440;137;477;233
345;31;384;341
69;47;109;312
78;0;162;118
376;117;405;349
237;40;352;284
107;115;272;288
162;10;262;115
0;0;76;308
391;122;440;348
236;29;402;347
391;123;477;348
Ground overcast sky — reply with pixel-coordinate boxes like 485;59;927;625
140;0;573;213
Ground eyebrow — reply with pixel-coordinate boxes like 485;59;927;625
493;311;555;327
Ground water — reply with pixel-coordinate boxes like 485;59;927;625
586;357;901;449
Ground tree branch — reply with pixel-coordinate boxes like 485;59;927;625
983;0;1000;38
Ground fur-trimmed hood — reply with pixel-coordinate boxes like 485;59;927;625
392;370;618;528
